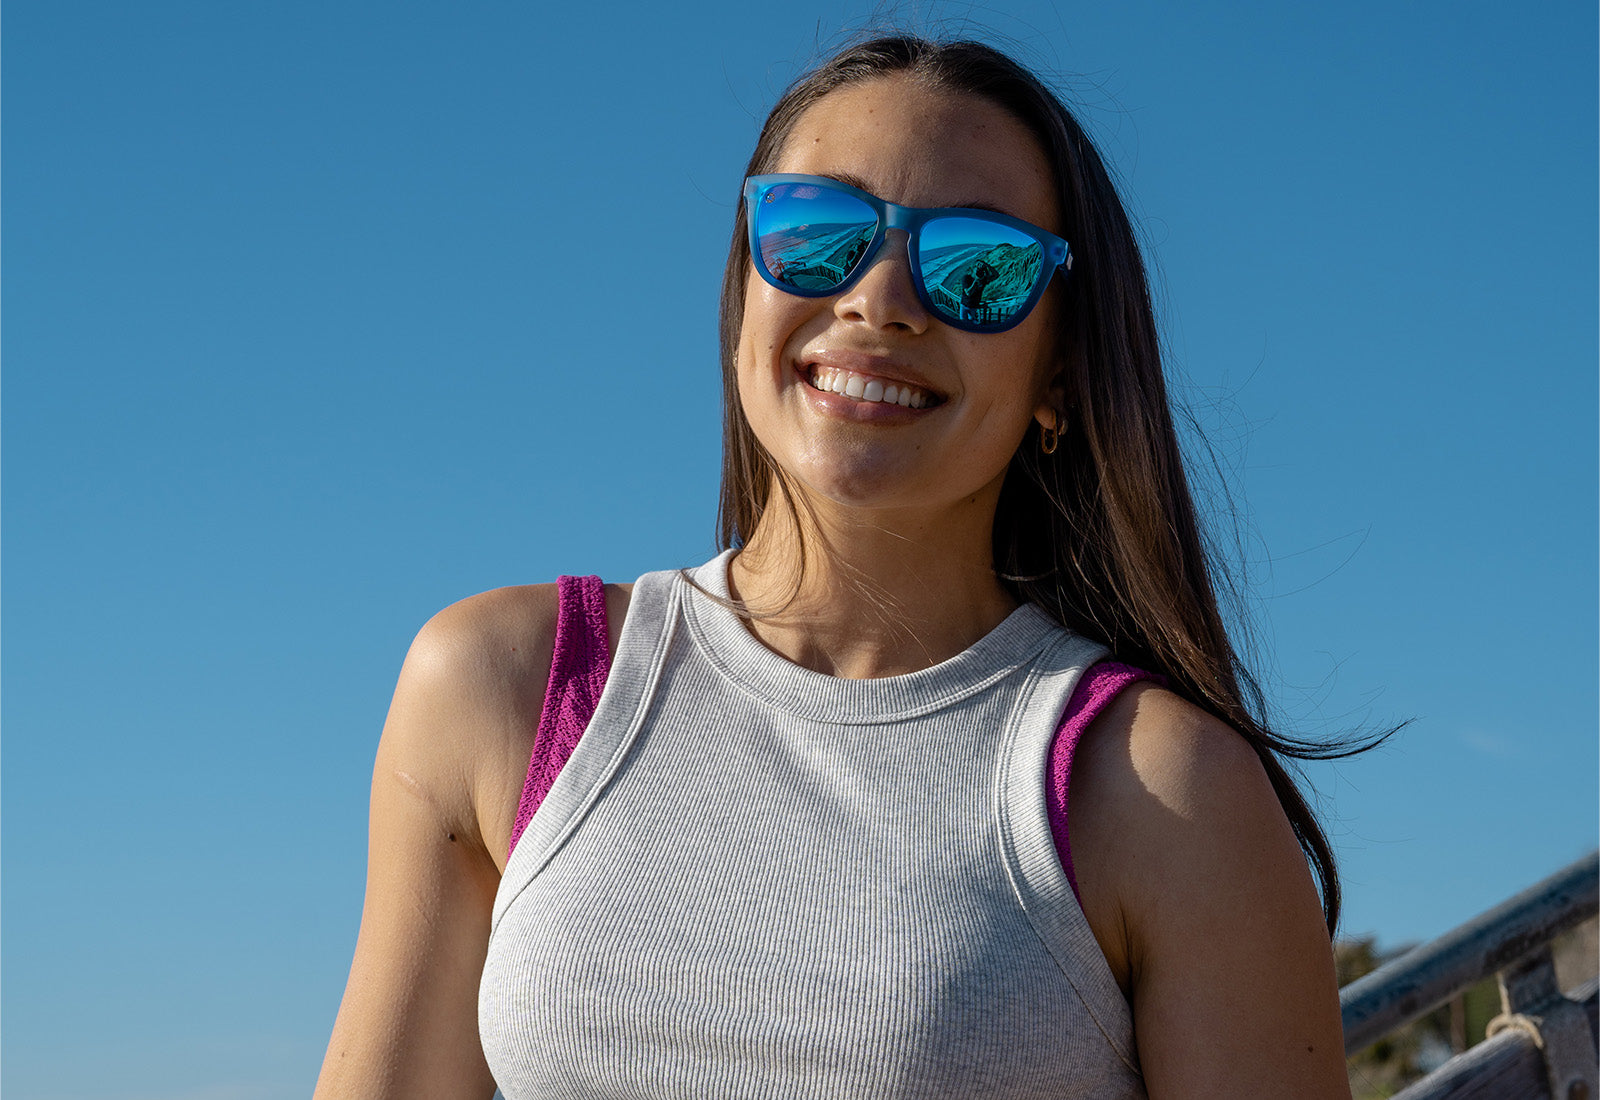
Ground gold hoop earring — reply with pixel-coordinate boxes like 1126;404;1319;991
1040;412;1061;455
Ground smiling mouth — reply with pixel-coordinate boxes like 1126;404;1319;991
806;365;939;409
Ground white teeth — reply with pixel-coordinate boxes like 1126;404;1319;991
808;366;932;408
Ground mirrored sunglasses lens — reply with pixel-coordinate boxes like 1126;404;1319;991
754;183;877;293
918;216;1044;328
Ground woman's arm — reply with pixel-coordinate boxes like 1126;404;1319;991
314;587;558;1100
1070;684;1352;1100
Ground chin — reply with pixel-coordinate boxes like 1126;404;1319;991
787;453;1000;518
791;466;911;511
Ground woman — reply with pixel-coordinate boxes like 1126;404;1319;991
317;36;1353;1100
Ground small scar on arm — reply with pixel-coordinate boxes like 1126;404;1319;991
389;770;465;845
390;769;450;814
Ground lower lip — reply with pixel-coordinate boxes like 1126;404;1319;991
797;370;934;423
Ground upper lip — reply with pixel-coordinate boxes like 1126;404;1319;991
798;348;946;401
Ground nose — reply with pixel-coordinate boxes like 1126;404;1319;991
833;230;932;334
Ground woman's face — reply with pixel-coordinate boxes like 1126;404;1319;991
736;75;1061;522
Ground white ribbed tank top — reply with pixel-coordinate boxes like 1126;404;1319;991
480;553;1145;1099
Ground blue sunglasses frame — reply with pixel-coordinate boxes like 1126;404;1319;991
743;173;1072;334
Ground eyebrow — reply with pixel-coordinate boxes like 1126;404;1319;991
822;171;1015;218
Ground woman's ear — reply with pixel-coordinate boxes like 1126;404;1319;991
1034;373;1067;455
1033;370;1067;432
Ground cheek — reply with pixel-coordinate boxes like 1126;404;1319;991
735;282;793;427
737;277;820;381
1012;309;1061;409
968;322;1057;413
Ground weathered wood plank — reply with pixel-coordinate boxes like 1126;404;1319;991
1388;1028;1545;1100
1343;853;1599;1054
1382;981;1597;1100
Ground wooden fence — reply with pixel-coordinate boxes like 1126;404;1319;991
1341;852;1599;1099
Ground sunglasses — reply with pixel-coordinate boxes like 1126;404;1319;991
743;173;1072;334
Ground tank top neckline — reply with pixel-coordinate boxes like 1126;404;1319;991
678;549;1064;725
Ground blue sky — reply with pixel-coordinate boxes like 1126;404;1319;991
5;1;1595;1096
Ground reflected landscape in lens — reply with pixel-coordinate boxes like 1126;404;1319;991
759;222;876;291
921;217;1042;328
756;182;878;291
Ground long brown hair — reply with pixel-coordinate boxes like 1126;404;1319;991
717;35;1377;933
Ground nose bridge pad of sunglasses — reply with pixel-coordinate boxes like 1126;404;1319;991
877;205;922;276
851;214;919;280
837;227;931;321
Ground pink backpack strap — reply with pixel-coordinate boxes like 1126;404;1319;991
1047;661;1166;903
507;575;612;858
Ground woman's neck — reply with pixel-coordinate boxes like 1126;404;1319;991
728;486;1019;679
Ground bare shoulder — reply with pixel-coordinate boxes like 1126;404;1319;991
1090;686;1290;864
402;584;559;707
1072;686;1294;901
385;584;556;846
1070;685;1350;1098
385;581;634;864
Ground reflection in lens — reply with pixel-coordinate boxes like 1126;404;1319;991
919;216;1043;328
756;183;878;292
